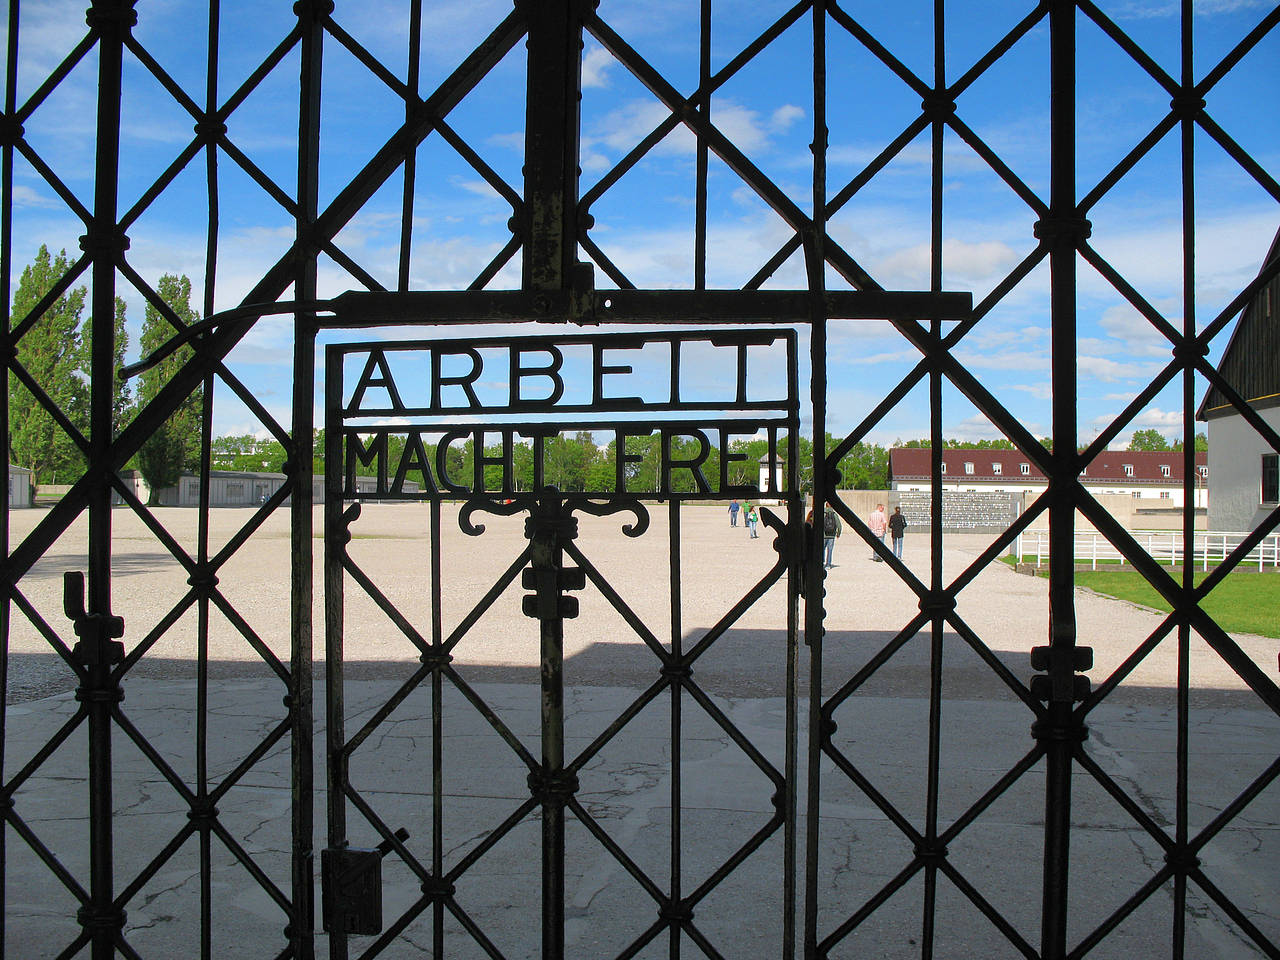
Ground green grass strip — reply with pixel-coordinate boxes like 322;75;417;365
1060;569;1278;638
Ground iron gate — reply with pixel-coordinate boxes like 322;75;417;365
3;0;1279;958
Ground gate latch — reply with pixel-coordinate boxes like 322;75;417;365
321;827;409;936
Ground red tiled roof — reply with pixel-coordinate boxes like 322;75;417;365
888;448;1207;484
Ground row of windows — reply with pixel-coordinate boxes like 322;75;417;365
939;462;1207;479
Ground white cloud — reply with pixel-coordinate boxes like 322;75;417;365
1077;354;1163;382
10;185;62;209
770;105;805;131
582;46;616;89
873;238;1020;290
1110;0;1271;17
584;97;788;161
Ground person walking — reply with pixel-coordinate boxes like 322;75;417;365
822;504;841;568
868;503;888;560
728;498;740;527
888;505;907;560
745;502;759;538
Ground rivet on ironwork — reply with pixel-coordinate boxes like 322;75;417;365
85;0;138;32
913;840;949;863
524;515;578;541
77;904;127;934
418;648;453;670
187;565;220;592
770;788;785;813
0;793;13;812
421;877;456;902
1030;716;1088;743
918;589;956;617
818;713;837;747
292;0;335;19
1163;846;1201;873
186;800;220;824
1169;94;1206;118
527;767;579;804
580;213;595;230
1032;216;1092;245
920;94;957;121
658;900;694;924
193;117;228;143
1171;338;1210;364
660;659;692;681
283;695;294;709
0;114;24;147
78;227;131;260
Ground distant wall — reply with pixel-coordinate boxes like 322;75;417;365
831;490;1209;534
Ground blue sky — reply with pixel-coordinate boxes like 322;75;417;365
4;0;1278;449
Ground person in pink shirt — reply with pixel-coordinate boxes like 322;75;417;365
867;503;888;561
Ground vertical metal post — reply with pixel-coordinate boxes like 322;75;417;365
1173;5;1197;954
294;2;326;956
0;0;18;939
523;492;579;960
1036;2;1087;957
803;2;829;955
522;3;584;954
324;350;347;960
82;2;134;956
522;0;584;294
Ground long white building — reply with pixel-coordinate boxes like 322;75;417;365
889;448;1208;508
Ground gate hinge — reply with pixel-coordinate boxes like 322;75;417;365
321;827;408;936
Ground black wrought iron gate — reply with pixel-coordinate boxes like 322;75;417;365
4;0;1279;958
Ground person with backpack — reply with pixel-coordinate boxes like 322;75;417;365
822;504;841;568
888;505;907;559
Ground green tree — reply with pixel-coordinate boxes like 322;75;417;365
136;274;203;504
8;247;86;483
1172;432;1207;452
1128;428;1171;452
78;294;132;439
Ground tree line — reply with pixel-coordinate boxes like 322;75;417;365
9;245;202;501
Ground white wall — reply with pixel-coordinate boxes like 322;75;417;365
1207;405;1280;532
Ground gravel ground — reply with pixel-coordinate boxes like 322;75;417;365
5;501;1275;707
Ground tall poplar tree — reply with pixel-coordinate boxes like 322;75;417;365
136;274;203;504
9;246;86;483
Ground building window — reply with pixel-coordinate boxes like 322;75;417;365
1160;464;1170;477
964;461;974;475
992;463;1002;475
227;482;244;497
1198;465;1208;478
1132;491;1142;498
1020;463;1030;475
1264;454;1278;504
940;463;947;474
1159;491;1171;499
1123;464;1134;477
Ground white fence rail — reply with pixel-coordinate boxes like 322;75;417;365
1014;530;1280;571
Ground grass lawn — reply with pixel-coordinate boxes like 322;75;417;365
1041;568;1279;638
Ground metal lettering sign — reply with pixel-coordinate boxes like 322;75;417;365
326;329;799;500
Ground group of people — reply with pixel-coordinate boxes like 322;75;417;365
730;498;907;566
726;498;760;537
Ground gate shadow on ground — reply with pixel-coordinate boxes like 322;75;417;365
8;625;1272;709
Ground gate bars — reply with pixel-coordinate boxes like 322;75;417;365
2;0;1278;958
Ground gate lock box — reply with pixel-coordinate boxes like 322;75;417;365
322;827;409;936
